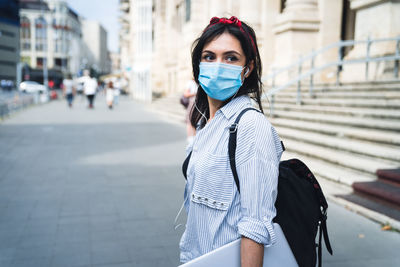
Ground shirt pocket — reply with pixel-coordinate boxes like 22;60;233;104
191;151;234;211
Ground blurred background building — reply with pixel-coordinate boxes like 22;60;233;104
16;0;111;88
0;0;19;88
19;0;82;86
81;19;111;76
119;0;400;102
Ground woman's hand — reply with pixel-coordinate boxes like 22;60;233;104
241;236;264;267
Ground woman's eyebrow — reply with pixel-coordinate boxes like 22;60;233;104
223;50;241;56
202;50;241;56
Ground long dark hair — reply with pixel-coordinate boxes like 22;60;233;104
190;17;263;128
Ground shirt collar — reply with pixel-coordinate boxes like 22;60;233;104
218;95;252;120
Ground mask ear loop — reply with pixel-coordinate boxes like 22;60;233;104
173;193;189;230
194;102;208;123
243;67;250;78
228;66;249;102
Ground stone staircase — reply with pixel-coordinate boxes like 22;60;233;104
266;81;400;219
149;92;187;124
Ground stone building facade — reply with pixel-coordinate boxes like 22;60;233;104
121;0;400;101
19;0;82;78
81;20;111;75
0;0;19;86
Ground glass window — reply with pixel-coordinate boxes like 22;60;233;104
35;17;47;51
37;57;44;67
20;16;31;50
185;0;191;22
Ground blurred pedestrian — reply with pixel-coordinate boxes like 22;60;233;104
106;81;114;109
62;74;75;108
180;16;283;266
82;70;97;109
113;79;121;106
183;79;198;146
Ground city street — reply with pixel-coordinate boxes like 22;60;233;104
0;96;399;267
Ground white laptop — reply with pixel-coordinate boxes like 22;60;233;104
179;223;298;267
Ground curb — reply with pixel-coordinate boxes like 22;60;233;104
327;194;400;231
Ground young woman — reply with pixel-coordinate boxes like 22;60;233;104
106;81;115;109
62;74;75;108
180;17;283;266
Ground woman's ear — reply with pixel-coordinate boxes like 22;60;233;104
245;60;255;78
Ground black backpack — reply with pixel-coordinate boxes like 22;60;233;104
229;108;333;267
182;107;333;267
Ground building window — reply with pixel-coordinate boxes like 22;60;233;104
37;57;44;68
20;16;31;50
21;56;31;65
185;0;191;22
53;19;64;53
54;58;62;67
280;0;287;13
35;17;47;51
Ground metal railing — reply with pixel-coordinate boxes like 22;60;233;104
263;36;400;116
0;91;35;119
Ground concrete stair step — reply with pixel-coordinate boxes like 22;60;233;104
281;138;398;176
338;192;400;221
269;97;400;109
270;81;400;92
276;126;400;162
270;118;400;146
281;151;376;186
376;169;400;184
268;103;400;119
353;180;400;207
272;110;400;131
274;91;400;100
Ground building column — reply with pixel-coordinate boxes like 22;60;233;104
260;0;280;77
30;15;36;69
239;0;262;33
272;0;320;70
316;0;343;83
284;0;317;10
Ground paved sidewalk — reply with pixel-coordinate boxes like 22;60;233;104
0;96;187;267
0;96;399;267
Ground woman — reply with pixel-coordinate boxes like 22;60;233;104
180;17;283;266
106;81;114;109
62;74;75;108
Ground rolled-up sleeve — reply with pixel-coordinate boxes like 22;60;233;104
236;112;281;246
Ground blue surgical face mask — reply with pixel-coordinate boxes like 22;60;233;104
198;62;248;101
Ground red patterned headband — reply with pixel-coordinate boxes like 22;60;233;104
205;16;257;54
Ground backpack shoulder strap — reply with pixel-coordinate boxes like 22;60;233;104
182;151;192;180
228;108;286;193
228;107;261;193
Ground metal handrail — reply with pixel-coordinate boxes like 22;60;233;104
263;36;400;116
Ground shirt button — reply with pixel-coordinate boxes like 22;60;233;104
192;194;195;199
204;198;208;201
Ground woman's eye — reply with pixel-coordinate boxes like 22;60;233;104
226;56;238;62
202;54;214;61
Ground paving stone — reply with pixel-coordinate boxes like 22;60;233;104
90;240;131;265
11;258;52;267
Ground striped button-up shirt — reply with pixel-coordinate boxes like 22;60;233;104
180;95;284;263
